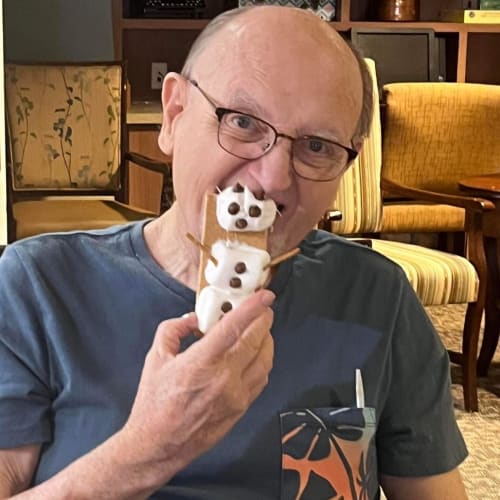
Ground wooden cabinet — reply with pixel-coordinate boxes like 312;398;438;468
125;100;168;212
128;125;166;213
342;0;500;84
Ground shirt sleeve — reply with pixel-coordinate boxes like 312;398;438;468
376;272;468;477
0;245;53;448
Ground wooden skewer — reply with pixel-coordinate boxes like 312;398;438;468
186;232;218;266
263;247;300;270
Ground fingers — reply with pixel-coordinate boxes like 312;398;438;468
152;312;199;361
241;331;274;402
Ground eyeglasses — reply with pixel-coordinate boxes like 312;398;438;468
188;80;358;182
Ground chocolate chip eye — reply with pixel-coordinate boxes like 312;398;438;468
234;262;246;274
229;277;242;288
248;205;261;217
228;202;240;215
235;218;248;229
254;191;265;200
221;301;232;313
233;183;244;193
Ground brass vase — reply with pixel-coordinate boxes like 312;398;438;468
376;0;420;21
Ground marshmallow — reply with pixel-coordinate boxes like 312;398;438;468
205;240;271;294
195;286;247;333
216;184;277;232
195;185;278;334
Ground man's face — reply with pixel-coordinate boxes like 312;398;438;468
160;9;363;258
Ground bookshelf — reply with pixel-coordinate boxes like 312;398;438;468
113;0;500;101
112;0;500;209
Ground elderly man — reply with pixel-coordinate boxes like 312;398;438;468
0;6;467;499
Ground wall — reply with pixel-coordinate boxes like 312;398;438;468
3;0;114;61
0;0;6;245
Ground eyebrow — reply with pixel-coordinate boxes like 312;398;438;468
225;89;269;120
225;88;346;144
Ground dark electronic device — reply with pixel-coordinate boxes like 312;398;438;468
125;0;207;18
350;28;442;91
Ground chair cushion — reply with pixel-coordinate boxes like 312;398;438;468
379;202;465;233
5;64;124;191
370;239;478;305
382;82;500;196
13;199;156;240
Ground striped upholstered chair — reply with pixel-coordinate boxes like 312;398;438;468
319;59;494;412
378;82;500;250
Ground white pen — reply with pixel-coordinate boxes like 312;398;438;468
356;368;365;408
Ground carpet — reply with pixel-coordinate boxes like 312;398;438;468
426;304;500;500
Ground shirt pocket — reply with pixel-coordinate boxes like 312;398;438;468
280;407;378;500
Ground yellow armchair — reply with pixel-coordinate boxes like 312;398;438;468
378;82;500;243
319;60;495;412
4;61;173;242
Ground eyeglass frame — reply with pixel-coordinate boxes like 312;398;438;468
187;78;358;182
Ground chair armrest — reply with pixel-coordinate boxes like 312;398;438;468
324;209;343;222
124;151;171;176
318;209;342;230
349;238;373;248
381;177;495;212
124;151;174;213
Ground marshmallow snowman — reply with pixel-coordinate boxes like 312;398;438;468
216;184;277;232
195;184;277;333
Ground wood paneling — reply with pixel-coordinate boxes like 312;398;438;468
128;126;167;214
466;33;500;84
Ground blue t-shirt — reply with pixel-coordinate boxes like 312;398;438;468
0;221;467;499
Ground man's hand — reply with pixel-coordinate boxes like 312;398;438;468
120;288;276;483
0;290;275;500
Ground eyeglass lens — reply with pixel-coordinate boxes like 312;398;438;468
218;111;349;181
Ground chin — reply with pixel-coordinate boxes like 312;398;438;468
268;231;304;259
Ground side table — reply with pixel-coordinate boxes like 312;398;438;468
459;173;500;376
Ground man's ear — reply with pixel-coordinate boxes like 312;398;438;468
158;73;187;157
352;135;365;154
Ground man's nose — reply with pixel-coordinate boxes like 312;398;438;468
250;137;294;192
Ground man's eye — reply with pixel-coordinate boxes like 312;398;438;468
230;113;255;130
224;113;267;141
308;139;326;154
236;115;251;129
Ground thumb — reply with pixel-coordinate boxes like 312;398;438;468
152;312;199;361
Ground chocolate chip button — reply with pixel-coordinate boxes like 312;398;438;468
234;262;246;274
248;205;261;217
229;277;242;288
233;183;244;193
235;218;248;229
228;202;240;215
221;301;232;313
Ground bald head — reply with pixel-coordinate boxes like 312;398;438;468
182;6;372;143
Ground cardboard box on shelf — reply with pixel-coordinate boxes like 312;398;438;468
440;9;500;23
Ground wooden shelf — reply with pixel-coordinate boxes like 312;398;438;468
333;21;500;33
120;17;500;34
121;18;210;30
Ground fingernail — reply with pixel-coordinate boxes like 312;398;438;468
182;312;194;319
260;289;276;306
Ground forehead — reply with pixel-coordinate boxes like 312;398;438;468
195;10;362;137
